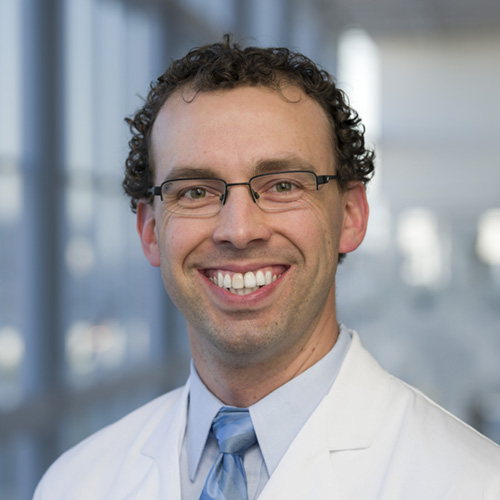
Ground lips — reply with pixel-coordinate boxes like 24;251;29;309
204;266;287;296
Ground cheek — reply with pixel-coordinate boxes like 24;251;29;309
160;227;186;266
156;214;181;265
306;201;341;246
158;216;209;268
282;208;339;267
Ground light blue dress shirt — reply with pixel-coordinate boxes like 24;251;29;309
180;326;352;499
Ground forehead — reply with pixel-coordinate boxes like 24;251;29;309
150;85;334;182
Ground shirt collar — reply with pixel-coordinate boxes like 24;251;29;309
250;327;350;474
187;326;351;480
186;362;223;481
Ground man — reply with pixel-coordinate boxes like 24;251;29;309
34;36;500;499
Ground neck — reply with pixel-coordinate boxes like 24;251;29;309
190;324;339;408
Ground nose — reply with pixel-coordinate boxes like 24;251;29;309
212;184;272;249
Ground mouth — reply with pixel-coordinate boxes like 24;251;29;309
204;265;287;296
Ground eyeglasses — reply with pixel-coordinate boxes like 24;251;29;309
147;170;339;217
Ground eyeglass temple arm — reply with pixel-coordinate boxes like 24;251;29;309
147;187;162;197
316;174;339;186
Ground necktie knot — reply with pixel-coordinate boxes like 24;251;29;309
199;407;256;500
212;407;257;455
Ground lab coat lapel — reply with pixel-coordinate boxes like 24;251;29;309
326;330;390;452
258;395;348;500
259;331;390;499
127;380;190;500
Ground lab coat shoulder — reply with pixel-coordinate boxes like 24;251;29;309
33;383;189;500
261;330;500;499
327;330;500;498
341;376;500;498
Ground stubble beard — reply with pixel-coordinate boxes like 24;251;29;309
187;305;291;367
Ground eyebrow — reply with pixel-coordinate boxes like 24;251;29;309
253;156;318;176
161;155;319;183
162;166;221;183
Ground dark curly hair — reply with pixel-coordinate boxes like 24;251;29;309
123;34;375;213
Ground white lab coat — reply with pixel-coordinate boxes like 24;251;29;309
34;331;500;499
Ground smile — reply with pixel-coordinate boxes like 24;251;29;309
206;266;286;296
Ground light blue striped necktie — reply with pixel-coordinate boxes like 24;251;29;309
199;407;257;500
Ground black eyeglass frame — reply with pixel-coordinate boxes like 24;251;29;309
147;170;339;208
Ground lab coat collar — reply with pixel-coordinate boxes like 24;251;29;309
326;330;390;451
142;380;191;460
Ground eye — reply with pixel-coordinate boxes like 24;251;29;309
184;187;209;199
174;182;223;204
266;179;303;195
255;174;308;205
273;180;295;193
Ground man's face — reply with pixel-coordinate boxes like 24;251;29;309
138;85;367;370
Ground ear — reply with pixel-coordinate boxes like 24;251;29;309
136;201;161;267
338;182;369;255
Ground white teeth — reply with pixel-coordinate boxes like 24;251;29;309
256;270;265;286
244;271;257;288
232;273;244;289
210;267;282;295
265;270;272;285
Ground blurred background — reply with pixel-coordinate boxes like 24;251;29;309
1;0;499;498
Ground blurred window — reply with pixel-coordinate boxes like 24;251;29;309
0;0;23;409
476;208;500;266
397;208;449;287
0;1;189;499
